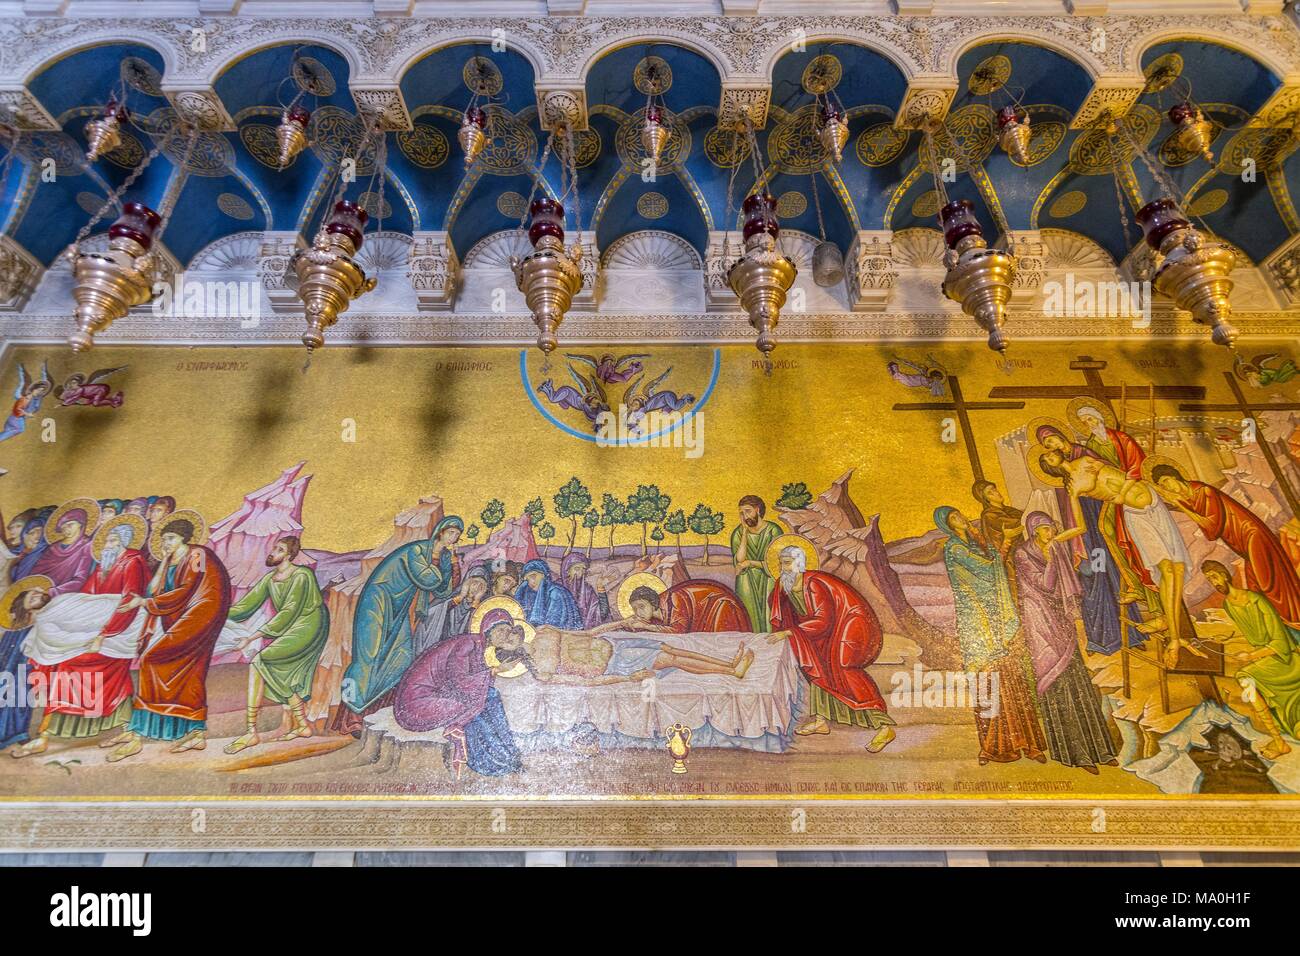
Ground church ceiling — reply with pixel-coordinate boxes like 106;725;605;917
2;32;1297;271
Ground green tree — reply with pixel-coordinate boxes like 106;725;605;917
775;482;814;511
663;508;687;559
650;525;665;552
600;492;626;557
537;521;556;550
553;476;593;554
466;523;481;547
524;496;545;527
626;484;671;556
480;499;505;534
688;503;726;565
582;508;600;558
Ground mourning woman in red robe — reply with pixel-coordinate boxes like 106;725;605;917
594;576;751;635
11;515;149;757
765;539;895;752
1152;462;1300;627
103;512;230;762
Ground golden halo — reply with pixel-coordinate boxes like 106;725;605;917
469;595;529;638
617;572;667;620
45;497;101;544
91;513;147;563
148;508;208;561
1141;452;1189;486
1066;396;1116;436
1026;442;1067;487
0;575;53;631
764;533;819;579
1025;415;1073;445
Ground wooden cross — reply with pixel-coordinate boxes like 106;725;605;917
1179;371;1300;519
892;375;1025;482
987;354;1206;413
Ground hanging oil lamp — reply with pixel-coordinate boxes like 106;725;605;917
277;103;310;167
728;191;798;357
1136;197;1237;347
84;98;128;163
939;199;1016;354
459;105;487;167
292;198;376;351
642;103;669;166
997;104;1032;165
818;103;849;164
1168;101;1214;163
512;196;584;354
68;201;160;352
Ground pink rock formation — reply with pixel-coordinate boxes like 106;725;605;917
208;461;316;602
460;514;540;569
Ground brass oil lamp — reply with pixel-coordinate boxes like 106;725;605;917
277;103;310;167
939;199;1016;354
459;105;487;167
84;98;128;163
68;201;160;352
997;104;1032;165
818;103;849;164
727;191;798;358
512;196;584;355
1168;101;1214;163
641;103;669;165
292;199;377;351
1136;197;1237;347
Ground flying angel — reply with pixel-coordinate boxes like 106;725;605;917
565;352;651;385
1233;352;1298;389
887;354;948;397
538;364;611;429
624;367;696;433
55;366;127;408
0;361;52;442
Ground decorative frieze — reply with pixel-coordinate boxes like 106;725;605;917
704;230;743;312
407;231;460;312
845;230;897;312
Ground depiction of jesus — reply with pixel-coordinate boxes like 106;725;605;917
1036;446;1198;666
528;625;754;684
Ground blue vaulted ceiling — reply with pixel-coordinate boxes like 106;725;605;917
1;34;1297;275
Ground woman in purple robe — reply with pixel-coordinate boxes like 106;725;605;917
393;608;524;778
1035;424;1145;655
1013;511;1118;773
559;552;608;629
31;505;97;595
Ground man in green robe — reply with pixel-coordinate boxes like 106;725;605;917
223;535;330;754
730;495;782;632
1203;560;1300;761
342;515;463;716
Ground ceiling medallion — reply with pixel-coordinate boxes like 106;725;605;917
911;189;940;219
856;122;909;167
239;122;284;169
1143;53;1184;94
968;55;1011;96
1047;190;1087;218
497;191;527;218
103;128;146;169
634;56;673;96
1186;188;1228;217
358;190;392;220
216;192;255;220
916;104;997;174
463;56;504;97
801;54;842;95
636;191;669;219
1008;119;1065;167
705;125;751;167
119;57;163;97
308;106;377;175
397;123;450;169
142;107;234;175
293;56;337;97
476;106;537;176
775;191;807;218
1067;103;1159;175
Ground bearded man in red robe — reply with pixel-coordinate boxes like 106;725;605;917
12;517;150;757
104;514;230;762
594;579;751;634
1152;463;1300;626
766;543;895;752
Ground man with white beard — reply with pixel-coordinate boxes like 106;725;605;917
12;515;149;757
766;537;896;752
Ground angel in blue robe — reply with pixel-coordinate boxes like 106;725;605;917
1;361;52;442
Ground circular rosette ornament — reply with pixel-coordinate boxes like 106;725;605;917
291;199;377;352
1136;197;1237;348
727;192;798;357
511;197;584;355
938;199;1016;353
68;201;161;352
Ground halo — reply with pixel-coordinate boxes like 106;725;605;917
1141;452;1189;486
45;497;101;543
469;595;526;636
1024;415;1072;445
617;571;667;620
1026;442;1066;487
91;513;147;562
0;574;53;630
764;533;820;579
1066;396;1116;436
148;508;208;560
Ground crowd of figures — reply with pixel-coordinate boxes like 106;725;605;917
932;398;1300;771
0;491;901;778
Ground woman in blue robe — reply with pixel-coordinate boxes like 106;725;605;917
514;558;582;628
10;518;47;583
342;515;463;715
